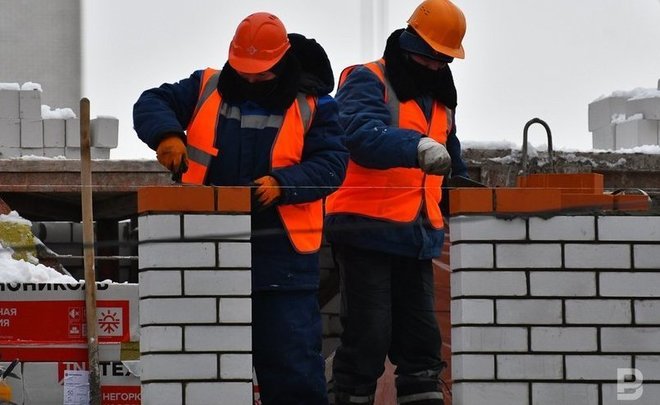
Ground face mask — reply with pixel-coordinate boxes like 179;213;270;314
239;77;279;102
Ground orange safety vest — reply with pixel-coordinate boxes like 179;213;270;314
325;59;452;229
183;68;324;254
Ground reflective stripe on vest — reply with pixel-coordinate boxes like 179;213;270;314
183;67;323;253
326;59;450;229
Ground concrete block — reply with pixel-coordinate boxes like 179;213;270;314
219;297;252;323
634;245;660;269
65;118;80;146
599;216;660;241
138;215;181;242
65;147;80;159
452;326;528;353
453;382;528;405
528;216;595;241
626;96;660;120
139;271;182;297
530;272;596;297
601;383;660;405
592;124;616;150
450;244;494;269
565;355;631;380
0;89;20;118
42;119;66;147
185;325;252;352
0;118;20;146
184;214;251;240
565;299;631;324
43;147;65;158
20;119;43;147
601;327;660;352
636;355;660;380
141;353;217;380
564;243;630;269
218;242;251;268
90;116;119;147
19;89;41;119
496;244;562;268
451;271;527;297
140;298;216;325
141;383;182;405
496;299;562;324
91;147;111;159
219;354;252;379
616;119;659;149
140;326;183;352
184;270;251;296
451;299;494;324
600;273;660;297
20;147;43;157
0;147;21;158
452;354;495;380
496;354;563;380
634;300;660;324
588;95;627;131
531;327;597;352
450;216;526;242
531;383;598;405
186;382;252;405
138;242;215;269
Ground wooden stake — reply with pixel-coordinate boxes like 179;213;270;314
80;98;101;404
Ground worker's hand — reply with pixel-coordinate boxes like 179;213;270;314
417;137;451;175
156;135;188;177
253;176;282;209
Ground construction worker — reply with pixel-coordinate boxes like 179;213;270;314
325;0;468;404
133;12;347;405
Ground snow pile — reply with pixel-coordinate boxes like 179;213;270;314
20;82;42;92
0;83;20;90
593;87;659;102
41;104;76;119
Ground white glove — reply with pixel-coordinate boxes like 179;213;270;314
417;137;451;175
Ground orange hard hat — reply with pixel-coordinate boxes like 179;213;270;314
228;12;291;74
407;0;466;59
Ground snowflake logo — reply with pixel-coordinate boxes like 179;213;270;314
98;310;121;334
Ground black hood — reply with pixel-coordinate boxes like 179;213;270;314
383;29;457;108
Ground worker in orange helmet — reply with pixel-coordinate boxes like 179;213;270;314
134;12;347;405
325;1;468;404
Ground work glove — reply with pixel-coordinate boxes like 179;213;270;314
417;137;451;175
156;135;188;180
253;176;282;210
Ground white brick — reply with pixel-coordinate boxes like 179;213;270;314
184;214;250;240
588;95;627;131
452;354;495;380
451;271;527;297
43;119;66;147
565;244;630;269
636;356;660;380
565;355;631;380
91;147;110;159
497;355;563;379
138;215;181;242
531;327;597;352
139;242;215;268
219;297;252;323
565;299;631;324
532;383;598;405
592;124;616;150
450;216;526;242
139;271;182;297
0;119;20;146
186;382;252;405
140;326;182;352
634;245;660;269
599;217;660;241
0;89;20;118
452;326;527;353
450;244;494;269
453;382;528;405
220;354;252;379
626;96;660;120
141;383;182;405
600;273;660;297
496;244;562;268
20;119;43;147
635;300;660;324
185;270;251;296
601;327;660;352
601;383;660;405
530;272;596;297
140;298;216;324
141;353;217;380
218;242;251;268
529;216;595;241
65;147;80;159
21;147;43;157
43;147;65;157
185;325;252;352
65;118;80;146
90;116;119;147
451;299;494;324
496;299;562;324
0;147;21;158
616;119;659;149
19;89;41;119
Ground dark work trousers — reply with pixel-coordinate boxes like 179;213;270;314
253;289;329;405
331;244;444;405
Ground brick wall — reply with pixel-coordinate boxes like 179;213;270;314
137;186;253;405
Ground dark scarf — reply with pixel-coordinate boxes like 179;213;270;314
383;29;457;108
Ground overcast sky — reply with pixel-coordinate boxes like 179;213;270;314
82;0;660;159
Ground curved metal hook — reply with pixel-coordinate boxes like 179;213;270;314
521;118;555;176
